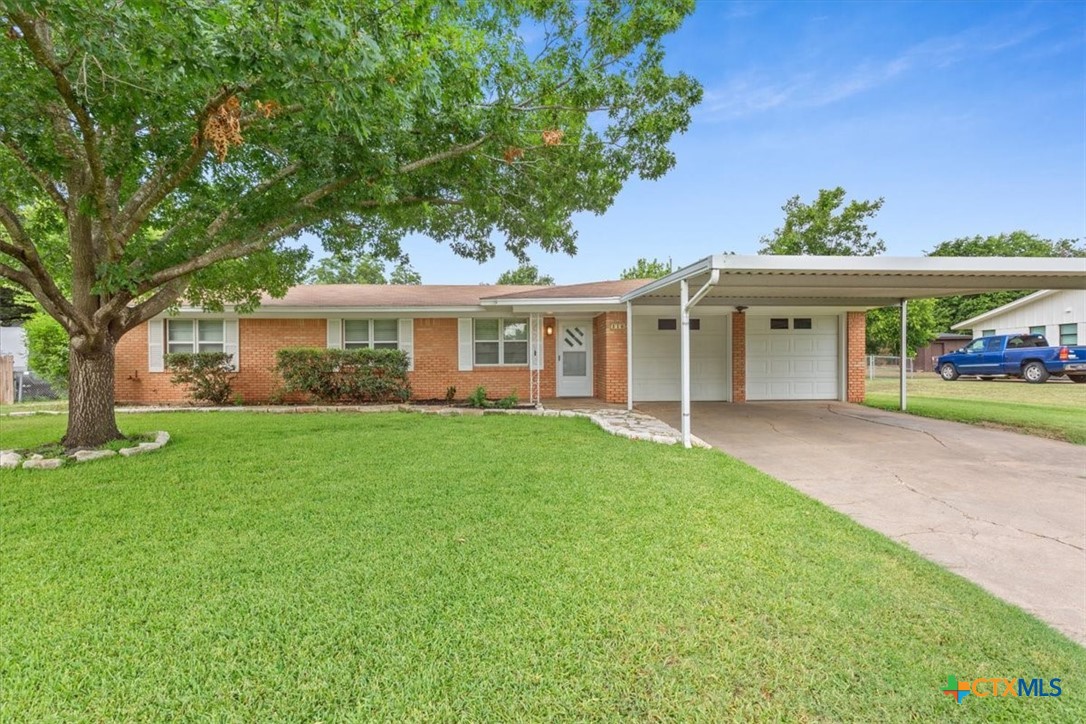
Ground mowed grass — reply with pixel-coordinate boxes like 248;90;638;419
1;412;1084;721
866;377;1086;444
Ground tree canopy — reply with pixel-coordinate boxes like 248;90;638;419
927;232;1085;331
620;257;672;279
0;1;700;445
759;187;886;256
496;264;554;285
306;254;421;285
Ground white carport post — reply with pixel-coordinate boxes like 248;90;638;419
626;301;634;411
900;298;907;411
680;279;691;446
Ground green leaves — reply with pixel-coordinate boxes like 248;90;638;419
1;0;699;322
760;187;886;257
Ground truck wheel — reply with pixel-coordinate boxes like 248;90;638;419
1069;375;1086;384
940;363;959;381
1022;361;1050;384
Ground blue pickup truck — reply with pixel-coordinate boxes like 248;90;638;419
936;333;1086;384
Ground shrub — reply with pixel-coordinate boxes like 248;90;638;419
467;386;488;408
496;392;519;409
444;385;457;403
275;348;411;404
164;352;236;405
23;312;69;390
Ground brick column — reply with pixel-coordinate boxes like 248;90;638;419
593;312;628;404
846;311;867;403
731;312;746;403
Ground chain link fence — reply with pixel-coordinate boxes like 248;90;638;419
866;355;920;380
11;370;62;402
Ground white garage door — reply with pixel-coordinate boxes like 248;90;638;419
746;315;839;400
632;315;728;401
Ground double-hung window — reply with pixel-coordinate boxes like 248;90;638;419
343;320;399;350
474;318;528;365
1060;324;1078;346
167;320;225;355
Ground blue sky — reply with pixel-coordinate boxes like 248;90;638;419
329;0;1086;284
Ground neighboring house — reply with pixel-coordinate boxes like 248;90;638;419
0;325;29;372
952;289;1086;345
113;256;1086;414
913;333;973;373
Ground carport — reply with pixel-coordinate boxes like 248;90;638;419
620;255;1086;447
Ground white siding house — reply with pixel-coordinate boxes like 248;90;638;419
952;289;1086;345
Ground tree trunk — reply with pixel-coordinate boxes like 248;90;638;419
63;339;122;448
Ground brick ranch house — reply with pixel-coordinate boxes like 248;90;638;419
115;254;1085;430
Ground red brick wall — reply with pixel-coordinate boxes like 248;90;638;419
731;311;746;403
591;312;628;404
408;317;556;401
846;311;866;403
114;317;558;405
115;318;326;405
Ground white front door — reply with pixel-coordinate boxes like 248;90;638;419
557;320;593;397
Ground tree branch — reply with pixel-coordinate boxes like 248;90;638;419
119;276;191;333
12;12;115;246
117;87;241;248
0;136;69;211
0;203;87;332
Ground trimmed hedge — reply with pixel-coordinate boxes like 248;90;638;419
275;348;411;404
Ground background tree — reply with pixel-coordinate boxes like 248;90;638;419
496;264;555;285
23;311;69;391
926;232;1085;332
306;254;388;285
759;187;886;256
620;257;672;279
865;299;938;356
388;260;422;286
305;253;421;285
0;2;700;446
0;284;34;326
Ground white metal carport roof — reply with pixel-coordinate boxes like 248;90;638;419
621;255;1086;307
618;255;1086;447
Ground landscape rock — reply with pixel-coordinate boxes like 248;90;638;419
0;451;23;469
69;449;118;463
23;458;62;469
154;431;170;445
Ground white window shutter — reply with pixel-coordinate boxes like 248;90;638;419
529;316;544;370
148;319;165;372
223;319;239;370
327;318;342;349
398;318;414;371
457;318;473;371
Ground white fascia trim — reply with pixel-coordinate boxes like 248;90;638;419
950;290;1056;330
479;296;625;306
168;305;490;317
620;256;714;302
708;255;1086;274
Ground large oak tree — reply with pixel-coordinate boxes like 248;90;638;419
0;1;700;447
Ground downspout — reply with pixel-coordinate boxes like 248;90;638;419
626;301;633;411
680;269;720;448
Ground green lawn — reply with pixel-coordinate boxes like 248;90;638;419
866;377;1086;444
2;412;1084;721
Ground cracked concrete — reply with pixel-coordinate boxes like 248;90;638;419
637;401;1086;644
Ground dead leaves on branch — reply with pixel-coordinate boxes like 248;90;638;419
192;95;242;161
191;96;281;162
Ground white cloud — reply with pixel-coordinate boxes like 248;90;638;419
698;17;1048;122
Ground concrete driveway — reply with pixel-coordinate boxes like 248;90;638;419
638;401;1086;644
